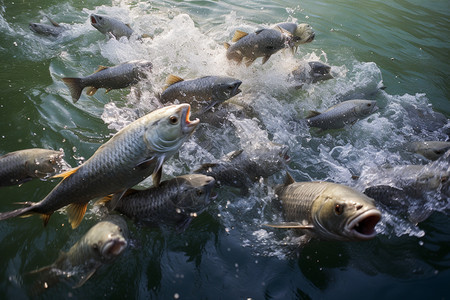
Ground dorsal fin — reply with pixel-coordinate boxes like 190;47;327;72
305;111;321;119
125;24;132;29
227;149;244;160
232;30;248;42
51;166;80;180
94;66;109;73
284;172;295;185
46;16;60;27
274;25;292;37
223;42;230;50
165;74;184;87
67;202;88;229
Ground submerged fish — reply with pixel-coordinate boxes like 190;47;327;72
0;148;67;187
224;27;294;66
290;61;333;88
275;22;315;52
266;173;381;241
195;142;289;193
360;150;450;223
0;104;199;228
29;17;68;37
62;60;153;103
405;141;450;161
28;215;128;291
160;75;242;114
90;14;134;39
305;99;378;130
99;174;216;230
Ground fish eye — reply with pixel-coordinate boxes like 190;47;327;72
98;16;103;20
334;204;344;215
367;103;372;107
169;115;179;125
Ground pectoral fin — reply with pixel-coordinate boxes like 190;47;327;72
67;202;88;229
51;166;80;180
152;165;162;187
86;87;98;96
135;156;157;170
223;42;230;50
73;264;100;288
305;111;321;119
264;222;314;229
261;55;272;65
94;66;109;73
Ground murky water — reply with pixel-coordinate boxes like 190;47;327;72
0;0;449;299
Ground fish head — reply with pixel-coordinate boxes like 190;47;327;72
293;23;315;47
212;77;242;102
308;61;332;76
88;216;129;262
133;60;153;78
90;14;110;34
354;100;378;117
174;174;217;213
143;104;199;155
27;149;69;179
29;23;55;36
313;184;381;240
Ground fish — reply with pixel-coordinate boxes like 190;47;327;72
98;174;216;230
275;22;315;53
90;14;134;39
195;142;290;194
160;75;242;114
405;141;450;161
305;99;378;130
62;60;153;103
27;215;128;292
290;61;333;88
0;148;68;187
265;173;381;241
0;104;199;229
360;150;450;223
224;27;294;66
29;17;68;37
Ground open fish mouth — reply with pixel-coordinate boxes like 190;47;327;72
101;238;127;259
346;209;381;240
231;81;242;97
90;15;97;24
181;104;200;134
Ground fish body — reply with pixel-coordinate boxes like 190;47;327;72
224;27;293;66
306;99;378;130
90;14;133;39
29;17;68;37
0;149;67;187
275;22;315;52
160;75;242;114
405;141;450;161
0;104;199;228
267;173;381;241
29;215;128;290
106;174;215;229
291;61;333;88
195;143;289;193
62;60;153;103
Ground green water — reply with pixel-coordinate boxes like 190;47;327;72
0;0;449;299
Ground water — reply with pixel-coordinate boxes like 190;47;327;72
0;0;449;299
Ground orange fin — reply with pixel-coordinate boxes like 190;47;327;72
232;30;248;42
67;202;88;229
165;74;184;87
51;166;80;180
86;87;98;96
41;213;52;227
93;66;109;73
223;42;230;50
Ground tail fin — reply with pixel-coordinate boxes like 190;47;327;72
0;204;35;221
62;78;84;103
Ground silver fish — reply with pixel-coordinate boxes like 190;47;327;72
0;148;67;187
0;104;199;229
100;174;216;230
62;60;153;103
275;22;315;52
28;215;128;291
195;143;290;194
160;75;242;114
90;14;134;39
405;141;450;161
290;61;333;88
29;17;68;37
224;27;294;66
266;173;381;241
305;99;378;130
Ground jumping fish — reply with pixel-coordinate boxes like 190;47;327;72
0;104;199;229
160;75;242;114
29;17;68;37
28;215;128;291
99;174;216;230
90;14;134;39
305;99;378;130
266;173;381;241
62;60;153;103
405;141;450;161
290;61;333;88
275;22;315;53
224;27;294;66
0;148;68;187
